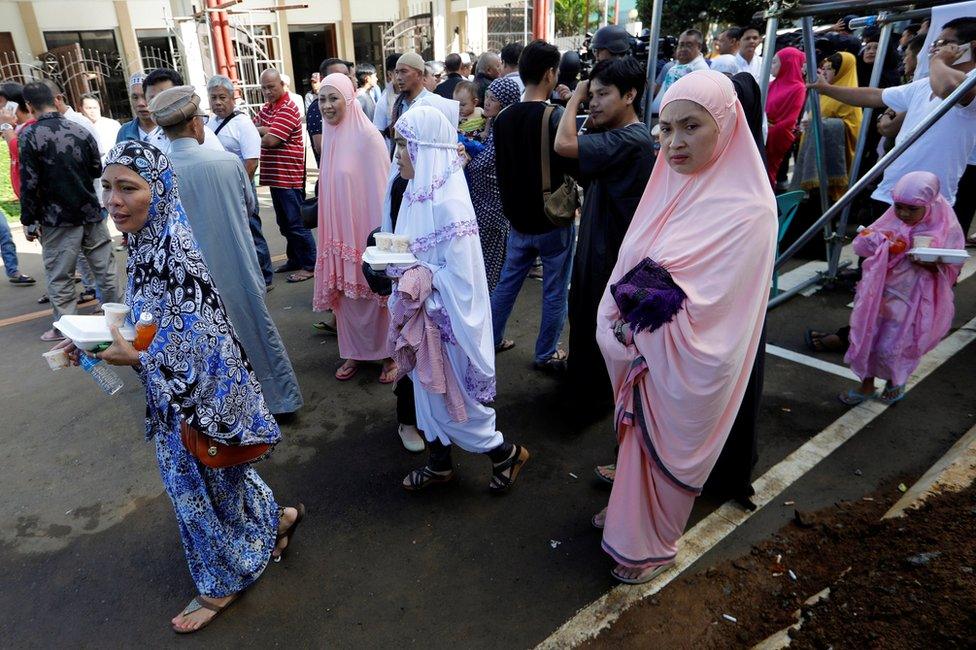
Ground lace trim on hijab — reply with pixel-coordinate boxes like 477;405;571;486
429;306;457;344
398;120;465;206
313;280;384;312
464;362;496;404
409;219;480;254
318;239;365;263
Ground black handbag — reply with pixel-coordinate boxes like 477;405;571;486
301;196;318;229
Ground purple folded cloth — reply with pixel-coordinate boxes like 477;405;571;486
610;257;687;334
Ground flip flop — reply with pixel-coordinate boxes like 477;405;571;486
335;361;358;381
592;508;607;530
878;384;906;405
594;464;616;485
172;594;239;634
379;362;398;384
611;562;673;585
495;339;515;353
838;388;875;405
273;502;306;563
286;271;314;283
312;320;337;334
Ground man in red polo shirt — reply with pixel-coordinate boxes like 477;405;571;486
254;68;316;282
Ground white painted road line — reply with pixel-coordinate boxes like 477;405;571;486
765;344;859;382
537;316;976;649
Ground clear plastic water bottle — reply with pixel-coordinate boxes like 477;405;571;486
79;354;124;396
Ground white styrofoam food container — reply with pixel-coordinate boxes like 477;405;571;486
362;246;417;270
53;315;136;350
907;247;970;264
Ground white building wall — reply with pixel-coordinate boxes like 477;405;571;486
0;2;33;56
32;1;118;31
128;0;171;31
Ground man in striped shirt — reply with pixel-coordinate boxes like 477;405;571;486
254;68;316;282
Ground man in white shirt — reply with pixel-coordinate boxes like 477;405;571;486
652;29;709;112
807;17;976;219
80;94;121;159
204;74;274;287
143;68;225;154
736;25;764;80
500;42;526;94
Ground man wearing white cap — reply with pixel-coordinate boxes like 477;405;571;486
116;73;156;143
149;85;304;416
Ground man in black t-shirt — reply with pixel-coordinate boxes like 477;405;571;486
492;40;579;373
554;56;654;419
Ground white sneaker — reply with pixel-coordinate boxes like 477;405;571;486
398;424;425;453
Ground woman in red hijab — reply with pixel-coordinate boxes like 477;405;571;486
765;47;808;188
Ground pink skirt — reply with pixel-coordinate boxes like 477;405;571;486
602;423;697;569
335;295;391;361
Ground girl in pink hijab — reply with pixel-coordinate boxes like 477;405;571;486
765;47;807;188
595;70;776;584
841;172;965;406
313;73;396;382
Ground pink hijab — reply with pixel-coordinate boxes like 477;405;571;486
765;47;807;186
313;73;391;312
597;70;777;490
845;172;965;385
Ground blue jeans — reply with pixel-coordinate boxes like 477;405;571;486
269;187;316;272
0;217;20;277
491;224;575;364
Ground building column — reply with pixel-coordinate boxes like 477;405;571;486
338;0;355;61
277;8;295;81
398;0;411;53
18;2;47;55
114;0;143;74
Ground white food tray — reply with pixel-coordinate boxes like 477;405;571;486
907;247;970;264
53;315;136;350
362;246;417;270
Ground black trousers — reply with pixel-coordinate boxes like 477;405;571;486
395;376;416;426
953;164;976;236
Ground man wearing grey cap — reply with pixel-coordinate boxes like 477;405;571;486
149;86;303;416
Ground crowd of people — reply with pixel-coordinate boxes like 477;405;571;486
1;10;974;634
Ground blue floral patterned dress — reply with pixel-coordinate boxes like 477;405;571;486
106;141;282;598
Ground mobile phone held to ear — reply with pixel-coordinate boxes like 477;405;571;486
953;44;973;66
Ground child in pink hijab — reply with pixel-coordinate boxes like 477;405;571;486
841;172;965;405
595;71;776;584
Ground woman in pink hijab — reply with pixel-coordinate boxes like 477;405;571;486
594;70;776;584
765;47;807;188
841;172;964;406
313;73;396;382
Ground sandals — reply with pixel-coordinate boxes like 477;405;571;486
402;465;455;491
313;320;337;334
611;562;673;585
805;329;843;353
594;464;616;485
273;502;306;563
838;388;876;405
489;444;530;494
172;594;239;634
335;360;359;381
878;384;906;405
495;339;515;353
379;360;398;385
533;349;567;375
286;270;314;283
592;507;607;530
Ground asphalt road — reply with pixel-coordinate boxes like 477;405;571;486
2;203;974;648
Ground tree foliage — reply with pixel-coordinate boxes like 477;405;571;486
635;0;768;36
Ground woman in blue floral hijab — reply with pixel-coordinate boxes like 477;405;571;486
55;141;304;633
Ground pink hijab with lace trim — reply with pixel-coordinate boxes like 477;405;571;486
597;70;777;490
313;73;391;311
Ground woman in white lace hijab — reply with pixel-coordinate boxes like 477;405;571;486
390;105;529;493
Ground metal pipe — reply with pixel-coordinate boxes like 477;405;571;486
828;19;893;275
775;69;976;272
848;7;931;29
779;0;943;20
768;262;852;308
758;11;778;108
642;0;663;131
801;17;831;222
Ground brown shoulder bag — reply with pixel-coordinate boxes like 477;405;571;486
540;104;581;228
180;420;273;469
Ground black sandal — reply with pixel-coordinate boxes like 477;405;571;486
489;445;530;494
273;502;305;562
402;466;455;491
